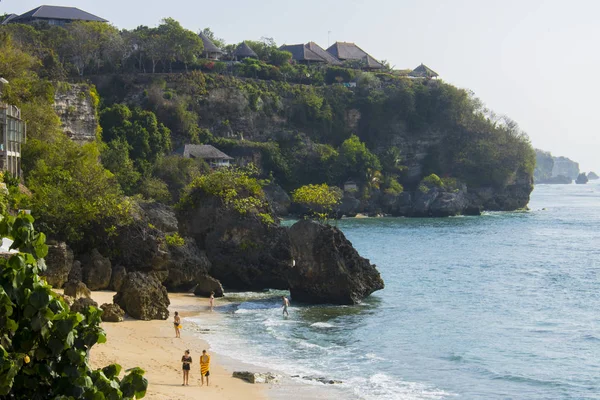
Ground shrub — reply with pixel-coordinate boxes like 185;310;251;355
421;173;443;188
165;232;185;247
383;176;404;195
292;183;342;221
0;214;148;398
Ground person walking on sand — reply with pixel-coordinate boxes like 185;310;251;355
282;296;290;317
181;350;192;386
209;292;215;312
174;311;181;338
200;350;211;386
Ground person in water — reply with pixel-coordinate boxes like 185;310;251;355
200;350;211;386
181;349;192;386
174;311;181;338
282;296;290;317
209;292;215;312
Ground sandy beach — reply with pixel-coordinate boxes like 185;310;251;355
87;291;266;400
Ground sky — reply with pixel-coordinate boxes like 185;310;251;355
2;0;599;172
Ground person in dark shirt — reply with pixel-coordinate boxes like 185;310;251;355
181;349;192;386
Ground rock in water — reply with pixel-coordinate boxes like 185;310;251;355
232;371;281;384
80;249;112;291
288;220;384;304
114;272;170;320
588;171;599;180
63;280;91;299
193;275;224;297
100;303;125;322
41;242;74;288
71;297;98;313
576;173;589;184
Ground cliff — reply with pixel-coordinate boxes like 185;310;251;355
90;73;535;215
552;156;579;180
534;149;580;184
53;83;99;144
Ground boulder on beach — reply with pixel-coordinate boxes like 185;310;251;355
63;280;91;300
68;260;82;282
71;297;99;313
232;371;281;384
193;275;224;298
109;265;127;292
41;242;74;288
288;220;384;305
100;303;125;322
114;271;170;320
80;249;112;291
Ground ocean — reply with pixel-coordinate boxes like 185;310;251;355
190;182;600;399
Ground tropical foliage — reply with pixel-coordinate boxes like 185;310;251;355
0;214;148;399
292;184;342;221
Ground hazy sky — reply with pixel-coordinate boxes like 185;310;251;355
3;0;599;171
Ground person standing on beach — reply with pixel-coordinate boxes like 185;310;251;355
282;296;290;317
209;292;215;312
174;311;181;338
181;350;192;386
200;350;211;386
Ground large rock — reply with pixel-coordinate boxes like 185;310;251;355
109;265;127;292
194;275;224;298
163;239;212;291
263;184;291;216
139;202;179;233
71;297;99;313
588;171;599;180
68;260;82;282
288;220;384;305
232;371;281;384
80;249;112;291
41;242;74;288
576;173;589;184
100;303;125;322
63;280;91;300
114;272;170;320
179;197;293;291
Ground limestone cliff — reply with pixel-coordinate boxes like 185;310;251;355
53;84;98;144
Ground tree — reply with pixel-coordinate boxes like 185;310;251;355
101;139;142;195
292;184;342;221
335;135;381;184
0;214;148;399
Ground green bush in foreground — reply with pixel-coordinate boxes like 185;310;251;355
0;214;148;399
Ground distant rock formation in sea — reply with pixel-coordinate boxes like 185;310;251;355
588;171;599;180
534;149;580;184
575;173;589;185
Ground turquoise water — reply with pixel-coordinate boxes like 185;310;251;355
194;182;600;399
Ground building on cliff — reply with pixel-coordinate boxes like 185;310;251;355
3;5;107;26
279;44;328;65
0;78;26;178
177;144;233;168
199;32;224;60
233;42;258;61
326;42;384;70
409;64;439;79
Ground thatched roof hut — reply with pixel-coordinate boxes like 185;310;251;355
326;42;383;70
409;64;439;78
279;44;326;64
305;42;342;66
234;42;258;60
198;32;223;60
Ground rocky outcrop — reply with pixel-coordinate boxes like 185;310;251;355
232;371;281;384
68;260;82;282
53;84;98;144
163;239;211;291
139;202;179;233
588;171;599;180
80;249;112;291
552;156;579;180
71;297;99;313
288;220;384;304
63;280;91;300
110;265;127;292
114;272;170;320
194;275;224;298
576;173;589;184
100;303;125;322
179;197;293;291
263;184;291;216
41;242;74;288
534;149;554;183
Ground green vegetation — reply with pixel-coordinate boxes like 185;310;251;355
292;184;342;221
165;232;185;247
0;214;148;398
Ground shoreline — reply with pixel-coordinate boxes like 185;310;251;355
88;291;267;400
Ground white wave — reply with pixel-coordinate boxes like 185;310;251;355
311;322;336;328
350;373;454;400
